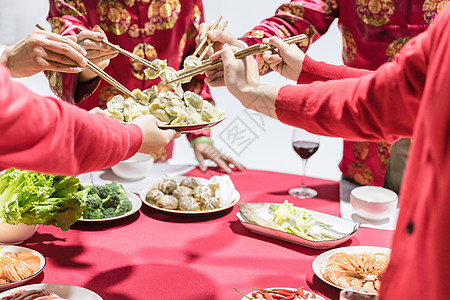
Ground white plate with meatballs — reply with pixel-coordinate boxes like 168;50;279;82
139;175;240;214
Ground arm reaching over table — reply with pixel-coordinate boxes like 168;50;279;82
0;65;179;176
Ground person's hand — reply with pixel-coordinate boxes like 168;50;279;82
193;142;245;174
130;115;181;153
262;37;305;81
0;30;87;78
196;22;244;58
77;25;118;82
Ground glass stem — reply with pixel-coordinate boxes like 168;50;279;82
301;159;308;189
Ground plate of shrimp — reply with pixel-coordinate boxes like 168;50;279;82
312;246;390;294
0;245;46;291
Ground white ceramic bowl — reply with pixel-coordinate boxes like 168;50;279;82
0;223;38;244
111;153;154;180
350;186;398;221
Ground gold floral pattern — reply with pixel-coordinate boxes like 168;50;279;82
46;71;63;99
187;4;201;38
356;0;395;26
386;37;410;62
178;33;188;64
347;162;374;185
148;0;181;30
279;25;292;39
48;17;67;34
276;2;305;24
377;141;391;165
353;142;370;162
423;0;449;24
54;0;86;17
99;86;123;108
340;25;357;63
243;29;265;39
300;25;318;52
97;0;131;35
131;43;158;80
324;0;339;15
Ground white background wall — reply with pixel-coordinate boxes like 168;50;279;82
1;0;344;181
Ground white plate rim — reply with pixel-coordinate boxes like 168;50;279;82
139;175;240;215
0;283;103;299
236;203;360;250
312;246;391;290
77;191;142;222
240;287;324;300
158;111;227;133
0;245;46;291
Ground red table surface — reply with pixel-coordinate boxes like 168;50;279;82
22;169;393;300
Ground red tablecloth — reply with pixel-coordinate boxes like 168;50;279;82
23;169;393;300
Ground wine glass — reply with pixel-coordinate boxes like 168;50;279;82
289;128;320;199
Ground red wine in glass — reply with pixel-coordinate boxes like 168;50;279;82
289;129;320;199
292;141;320;159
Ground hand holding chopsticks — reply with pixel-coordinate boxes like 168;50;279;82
167;34;308;85
35;24;141;103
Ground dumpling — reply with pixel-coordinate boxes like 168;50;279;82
192;185;213;201
146;189;165;204
171;112;203;125
149;100;172;123
144;59;167;79
131;88;150;103
143;85;159;103
172;186;192;199
160;67;183;95
164;98;185;117
183;55;202;70
180;177;199;189
105;95;125;121
156;195;178;209
123;98;149;122
178;196;200;211
200;197;220;210
184;91;204;112
201;101;222;122
157;177;178;194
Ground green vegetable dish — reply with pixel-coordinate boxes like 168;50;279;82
0;169;84;231
76;182;133;220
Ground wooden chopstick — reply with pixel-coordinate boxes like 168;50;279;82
35;24;142;103
168;34;308;84
193;15;222;57
198;21;228;60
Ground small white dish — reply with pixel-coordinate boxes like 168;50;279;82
78;192;141;222
111;153;154;180
0;223;38;245
350;186;398;221
0;245;46;291
0;283;102;299
312;246;391;290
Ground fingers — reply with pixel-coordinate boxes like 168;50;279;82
196;22;212;45
204;69;225;87
222;156;246;172
35;57;83;73
220;44;238;69
35;32;87;67
194;150;207;172
262;36;289;51
207;29;239;46
213;156;232;174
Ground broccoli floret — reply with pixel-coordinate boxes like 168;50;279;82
102;194;121;209
85;193;102;209
77;183;85;192
102;207;116;218
89;185;111;199
115;199;132;216
83;207;103;219
106;182;123;195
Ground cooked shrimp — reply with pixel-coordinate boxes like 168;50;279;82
320;251;390;292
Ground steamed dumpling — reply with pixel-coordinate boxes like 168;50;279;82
180;177;199;189
106;95;125;121
172;186;192;199
200;197;220;211
132;88;150;103
184;91;204;112
123;98;149;122
164;98;185;117
156;195;178;209
171;112;203;125
178;196;200;211
158;177;178;194
201;101;222;122
183;55;202;70
160;67;183;95
193;185;213;201
146;189;165;204
143;85;159;103
144;59;167;79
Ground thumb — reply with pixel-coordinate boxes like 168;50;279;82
208;29;236;44
162;129;181;140
263;36;290;52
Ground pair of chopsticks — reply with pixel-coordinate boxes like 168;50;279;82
36;24;146;104
192;16;228;61
168;34;308;85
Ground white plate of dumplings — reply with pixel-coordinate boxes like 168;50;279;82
140;175;240;214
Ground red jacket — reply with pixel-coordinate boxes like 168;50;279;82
0;65;141;176
275;8;450;299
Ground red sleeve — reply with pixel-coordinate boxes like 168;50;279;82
0;66;142;176
46;2;99;104
298;55;374;83
239;0;337;74
275;27;430;143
